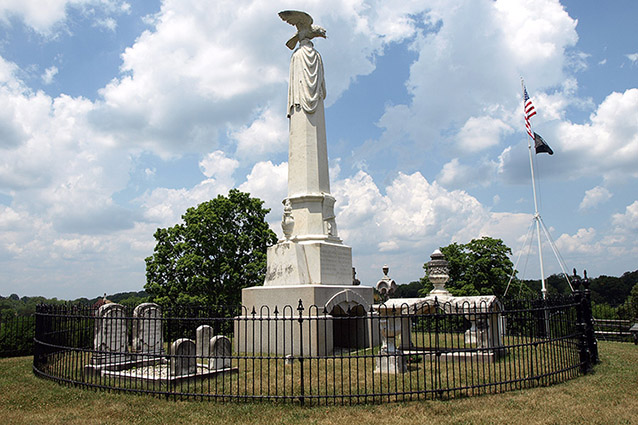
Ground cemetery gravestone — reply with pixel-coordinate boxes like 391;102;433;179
170;338;196;376
196;325;214;359
132;303;164;356
209;335;232;370
91;303;129;365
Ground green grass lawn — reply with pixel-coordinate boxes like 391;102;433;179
1;341;637;425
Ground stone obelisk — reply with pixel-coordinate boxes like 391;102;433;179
240;11;373;324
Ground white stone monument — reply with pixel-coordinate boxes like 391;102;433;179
195;325;214;359
170;338;196;377
238;11;374;355
90;303;130;366
209;335;232;370
132;303;165;357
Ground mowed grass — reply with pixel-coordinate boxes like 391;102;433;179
1;341;637;425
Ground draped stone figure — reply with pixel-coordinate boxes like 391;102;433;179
279;10;330;199
287;39;326;117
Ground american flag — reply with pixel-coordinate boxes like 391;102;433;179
524;86;536;139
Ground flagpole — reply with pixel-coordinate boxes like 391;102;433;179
522;78;548;299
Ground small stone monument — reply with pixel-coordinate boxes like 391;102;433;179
209;335;232;370
170;338;196;377
91;303;129;366
376;265;396;302
132;303;165;357
375;316;406;374
374;266;406;374
426;249;452;299
196;325;214;359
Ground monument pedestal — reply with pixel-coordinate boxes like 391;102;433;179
238;283;375;356
264;239;352;286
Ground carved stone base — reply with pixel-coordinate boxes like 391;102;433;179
238;284;376;356
375;352;406;374
264;240;352;286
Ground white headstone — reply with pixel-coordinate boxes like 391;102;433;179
170;338;196;376
91;303;129;365
209;335;232;370
132;303;164;356
94;303;128;353
196;325;213;358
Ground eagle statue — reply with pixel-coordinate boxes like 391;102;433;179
279;10;326;50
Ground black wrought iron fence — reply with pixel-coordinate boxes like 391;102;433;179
593;319;633;342
0;313;35;358
32;289;598;405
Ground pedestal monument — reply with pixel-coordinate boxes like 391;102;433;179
238;11;375;355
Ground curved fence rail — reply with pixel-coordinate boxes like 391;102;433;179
33;292;598;405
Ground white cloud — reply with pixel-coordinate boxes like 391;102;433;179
41;65;58;85
378;240;399;252
0;205;22;229
90;0;446;158
579;186;612;210
331;170;538;285
557;89;638;182
95;17;117;32
612;201;638;233
0;0;130;36
626;53;638;65
456;116;513;153
141;151;242;228
376;0;578;156
230;107;288;159
437;158;499;189
0;61;134;237
555;227;601;255
198;150;239;182
238;160;288;231
335;170;487;253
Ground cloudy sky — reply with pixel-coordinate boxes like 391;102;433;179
0;0;636;299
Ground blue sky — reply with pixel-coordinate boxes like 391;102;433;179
0;0;636;299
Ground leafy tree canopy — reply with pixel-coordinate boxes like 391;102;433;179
144;189;277;308
420;236;526;298
391;281;422;298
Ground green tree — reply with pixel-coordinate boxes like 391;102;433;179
144;190;277;308
590;271;637;307
617;283;638;320
420;237;525;298
391;281;422;298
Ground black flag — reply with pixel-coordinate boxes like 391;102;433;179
534;132;553;155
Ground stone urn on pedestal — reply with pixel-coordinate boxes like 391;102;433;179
375;315;406;374
374;265;406;373
427;249;451;300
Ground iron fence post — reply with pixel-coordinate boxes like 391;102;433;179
572;270;592;374
581;270;599;364
297;299;305;406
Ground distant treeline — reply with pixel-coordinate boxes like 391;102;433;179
521;270;638;306
0;290;149;319
521;270;638;320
